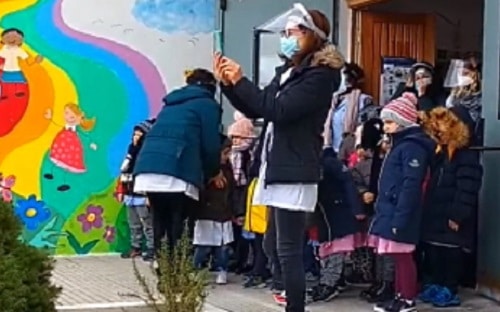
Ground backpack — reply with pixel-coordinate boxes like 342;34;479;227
243;178;268;234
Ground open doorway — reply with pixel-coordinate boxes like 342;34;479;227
347;0;484;290
350;0;484;105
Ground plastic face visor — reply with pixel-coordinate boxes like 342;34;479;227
256;3;327;40
443;59;475;88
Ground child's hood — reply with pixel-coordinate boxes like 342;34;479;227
420;106;473;155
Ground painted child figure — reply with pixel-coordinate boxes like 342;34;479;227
44;103;97;192
308;148;365;302
116;119;156;261
193;137;235;285
0;28;43;136
369;92;435;312
418;106;483;307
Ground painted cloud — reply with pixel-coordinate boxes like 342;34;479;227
132;0;216;35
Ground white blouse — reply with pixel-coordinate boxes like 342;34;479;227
134;174;199;201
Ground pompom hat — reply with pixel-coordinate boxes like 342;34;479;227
380;92;418;128
228;111;255;138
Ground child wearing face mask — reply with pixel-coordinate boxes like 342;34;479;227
368;92;435;312
227;111;255;274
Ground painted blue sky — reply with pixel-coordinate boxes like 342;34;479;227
132;0;216;35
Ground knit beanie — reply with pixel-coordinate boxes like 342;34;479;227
380;92;418;128
228;111;255;138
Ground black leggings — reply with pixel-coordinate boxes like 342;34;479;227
423;243;464;294
148;192;190;257
267;207;307;312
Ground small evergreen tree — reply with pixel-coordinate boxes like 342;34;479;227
133;225;208;312
0;200;61;312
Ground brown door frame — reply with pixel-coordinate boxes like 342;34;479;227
345;0;391;9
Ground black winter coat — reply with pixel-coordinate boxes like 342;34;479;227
420;105;484;250
221;44;344;184
315;149;364;243
421;149;482;249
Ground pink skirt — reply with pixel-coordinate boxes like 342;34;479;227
367;235;415;254
318;233;366;259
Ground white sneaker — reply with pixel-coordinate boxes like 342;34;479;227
216;271;228;285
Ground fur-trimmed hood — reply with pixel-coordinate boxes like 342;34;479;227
420;106;473;157
311;44;345;69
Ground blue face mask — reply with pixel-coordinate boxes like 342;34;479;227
280;36;299;59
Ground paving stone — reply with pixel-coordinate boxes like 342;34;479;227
53;255;499;312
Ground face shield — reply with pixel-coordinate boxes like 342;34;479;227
443;59;475;88
256;3;327;40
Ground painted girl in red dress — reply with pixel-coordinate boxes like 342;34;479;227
44;103;97;192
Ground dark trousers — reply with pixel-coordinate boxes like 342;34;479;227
231;224;251;271
263;208;282;288
148;192;189;257
267;207;307;312
251;234;269;278
423;243;463;294
303;238;319;276
194;245;230;271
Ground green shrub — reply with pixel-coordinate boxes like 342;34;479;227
0;200;61;312
133;226;209;312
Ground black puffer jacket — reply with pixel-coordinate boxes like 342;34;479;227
221;44;344;184
421;106;483;249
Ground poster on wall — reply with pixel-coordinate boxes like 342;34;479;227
379;57;416;106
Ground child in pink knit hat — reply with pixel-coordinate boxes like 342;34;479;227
368;92;436;312
228;111;256;273
228;111;255;146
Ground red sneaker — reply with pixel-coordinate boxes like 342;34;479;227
273;292;286;306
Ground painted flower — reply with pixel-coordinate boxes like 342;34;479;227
77;205;104;233
14;195;51;231
103;225;115;243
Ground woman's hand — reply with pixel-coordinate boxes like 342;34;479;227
213;52;230;85
220;58;243;85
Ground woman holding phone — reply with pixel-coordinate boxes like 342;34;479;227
214;4;344;311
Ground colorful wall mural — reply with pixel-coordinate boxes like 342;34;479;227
0;0;215;255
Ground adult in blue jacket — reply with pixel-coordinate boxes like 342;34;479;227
133;69;222;267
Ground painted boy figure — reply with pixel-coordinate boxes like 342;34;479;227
0;28;43;136
116;119;156;261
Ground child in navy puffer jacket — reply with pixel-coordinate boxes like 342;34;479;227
368;92;435;312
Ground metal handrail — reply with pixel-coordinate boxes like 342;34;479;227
470;146;500;151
